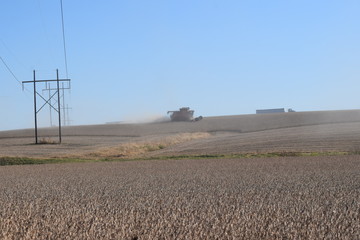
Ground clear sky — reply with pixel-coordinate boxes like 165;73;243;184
1;0;359;130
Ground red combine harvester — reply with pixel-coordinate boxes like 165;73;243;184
167;107;203;122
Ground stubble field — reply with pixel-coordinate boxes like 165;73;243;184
0;110;360;239
1;156;359;239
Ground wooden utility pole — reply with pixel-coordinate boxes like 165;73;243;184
22;69;71;144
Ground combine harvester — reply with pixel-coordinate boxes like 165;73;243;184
167;107;203;122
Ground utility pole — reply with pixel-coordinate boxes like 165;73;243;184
63;104;72;126
48;82;53;126
33;70;38;144
22;69;71;144
42;81;71;127
56;70;62;143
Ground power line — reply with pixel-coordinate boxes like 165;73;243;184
0;55;22;85
60;0;69;79
1;39;28;71
1;55;32;94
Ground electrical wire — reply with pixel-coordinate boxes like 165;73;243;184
0;55;32;94
1;39;28;71
60;0;69;79
0;55;22;85
60;0;71;125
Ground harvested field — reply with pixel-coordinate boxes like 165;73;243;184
151;122;360;157
0;110;360;239
0;156;359;239
1;110;360;159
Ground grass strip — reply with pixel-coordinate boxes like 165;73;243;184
0;157;87;166
0;151;354;166
129;151;351;161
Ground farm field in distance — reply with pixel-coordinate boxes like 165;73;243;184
0;110;359;239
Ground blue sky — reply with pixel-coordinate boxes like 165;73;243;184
1;0;360;130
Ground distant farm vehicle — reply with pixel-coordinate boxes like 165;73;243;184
256;108;296;114
167;107;203;122
194;116;203;121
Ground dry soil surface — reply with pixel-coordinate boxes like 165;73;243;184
1;110;360;158
1;110;360;239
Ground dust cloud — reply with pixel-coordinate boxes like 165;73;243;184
121;114;170;124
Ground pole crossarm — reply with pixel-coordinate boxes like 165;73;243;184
22;79;70;84
42;84;71;126
43;87;71;91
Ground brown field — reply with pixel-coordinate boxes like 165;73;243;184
2;110;360;159
0;156;359;239
0;110;360;239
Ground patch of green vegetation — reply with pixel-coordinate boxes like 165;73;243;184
0;157;88;166
133;151;352;161
0;151;355;166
